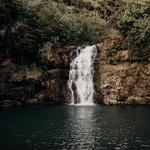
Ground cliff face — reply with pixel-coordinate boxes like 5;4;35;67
0;0;149;107
94;39;150;105
0;47;73;107
95;56;150;105
0;42;150;107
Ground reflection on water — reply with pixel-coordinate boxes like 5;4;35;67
0;105;150;150
67;106;97;149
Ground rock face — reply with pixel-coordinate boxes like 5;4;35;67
0;46;75;107
0;66;69;107
0;40;150;107
94;40;150;105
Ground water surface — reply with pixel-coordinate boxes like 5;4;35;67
0;105;150;150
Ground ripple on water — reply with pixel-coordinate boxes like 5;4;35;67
0;105;150;150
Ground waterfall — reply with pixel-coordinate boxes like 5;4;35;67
68;45;97;105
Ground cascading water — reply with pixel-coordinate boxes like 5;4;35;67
68;45;97;105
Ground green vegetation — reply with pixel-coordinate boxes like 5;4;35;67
114;0;150;61
0;0;149;64
0;0;47;64
0;0;149;106
0;0;106;65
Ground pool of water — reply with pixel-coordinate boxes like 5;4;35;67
0;105;150;150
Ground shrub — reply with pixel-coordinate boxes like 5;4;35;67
0;0;48;64
37;0;106;45
115;1;150;61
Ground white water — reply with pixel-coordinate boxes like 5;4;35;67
68;45;97;105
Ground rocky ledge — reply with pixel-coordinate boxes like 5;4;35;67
0;46;75;107
94;39;150;105
0;41;150;107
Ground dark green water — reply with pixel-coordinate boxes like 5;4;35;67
0;105;150;150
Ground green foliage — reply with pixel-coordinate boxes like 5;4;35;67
1;0;149;64
37;0;105;45
0;0;48;64
0;0;105;65
38;42;53;65
115;1;150;61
